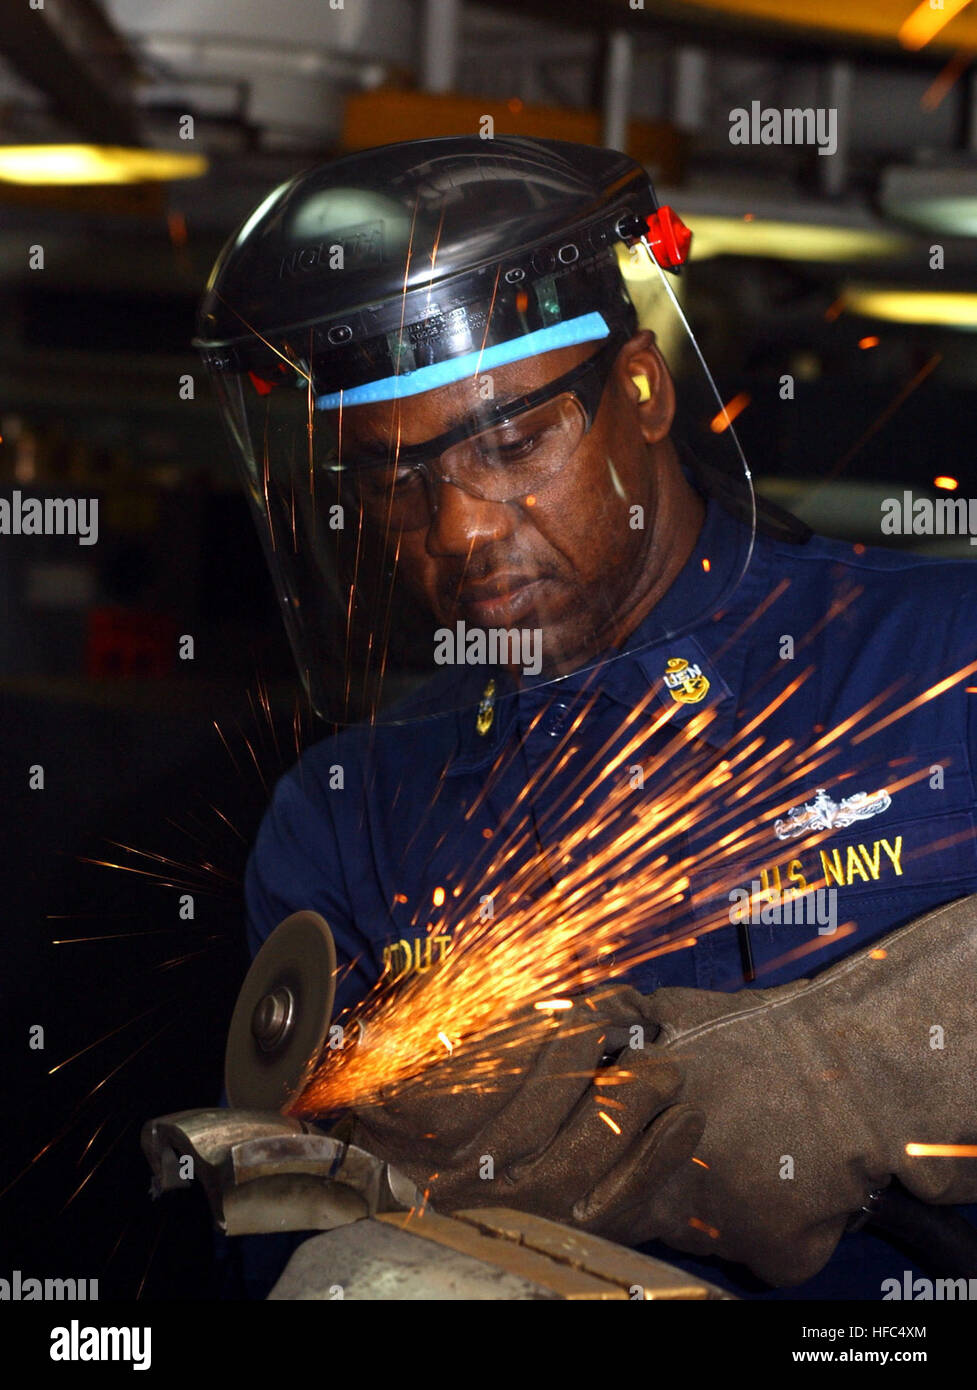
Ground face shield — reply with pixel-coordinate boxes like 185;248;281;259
199;139;756;726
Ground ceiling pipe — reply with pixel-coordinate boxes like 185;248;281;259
0;0;141;145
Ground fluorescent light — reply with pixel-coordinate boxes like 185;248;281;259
880;167;977;237
669;214;905;263
843;285;977;328
0;145;208;185
680;0;977;51
899;196;977;237
899;0;974;51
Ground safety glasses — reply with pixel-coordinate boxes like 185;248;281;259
325;332;626;530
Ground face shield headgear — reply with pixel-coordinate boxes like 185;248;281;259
196;137;755;726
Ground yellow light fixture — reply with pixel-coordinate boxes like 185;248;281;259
899;0;974;51
843;284;977;328
667;214;906;264
678;0;977;52
0;145;208;186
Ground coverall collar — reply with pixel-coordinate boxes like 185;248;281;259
448;495;763;774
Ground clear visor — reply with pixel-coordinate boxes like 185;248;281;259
211;246;756;725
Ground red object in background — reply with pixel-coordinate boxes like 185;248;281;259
248;369;275;396
644;207;692;270
86;608;178;679
248;360;294;396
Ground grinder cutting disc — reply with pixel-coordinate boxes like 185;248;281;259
225;910;337;1112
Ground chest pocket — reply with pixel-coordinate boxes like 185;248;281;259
690;742;977;924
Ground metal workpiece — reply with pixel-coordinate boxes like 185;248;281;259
142;915;422;1237
140;1108;422;1237
142;914;735;1297
268;1208;736;1301
268;1218;559;1301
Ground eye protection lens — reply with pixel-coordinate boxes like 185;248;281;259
349;392;589;530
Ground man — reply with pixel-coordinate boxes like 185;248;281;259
198;136;977;1298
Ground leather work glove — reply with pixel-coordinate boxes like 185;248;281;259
344;984;705;1229
634;894;977;1286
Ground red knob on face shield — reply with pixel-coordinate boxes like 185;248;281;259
644;207;692;271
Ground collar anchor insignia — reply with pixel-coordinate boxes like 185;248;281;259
664;656;710;705
475;678;496;736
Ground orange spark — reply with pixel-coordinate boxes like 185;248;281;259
594;1095;626;1110
921;49;973;109
433;886;445;907
598;1112;622;1135
853;657;977;743
692;1157;709;1169
870;948;888;960
689;1217;720;1239
702;557;711;573
754;923;857;978
77;1118;109;1164
934;475;958;490
710;392;750;434
60;1120;133;1215
214;293;312;386
167;211;188;247
906;1143;977;1157
472;265;503;380
859;336;879;350
47;1003;164;1075
52;929;185;945
289;630;977;1119
834;354;942;477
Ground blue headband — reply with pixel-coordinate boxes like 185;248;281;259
314;311;610;410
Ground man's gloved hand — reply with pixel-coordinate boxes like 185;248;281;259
345;984;704;1231
634;894;977;1286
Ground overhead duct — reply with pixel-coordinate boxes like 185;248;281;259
0;0;141;145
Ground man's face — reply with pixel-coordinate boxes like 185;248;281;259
334;332;697;676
